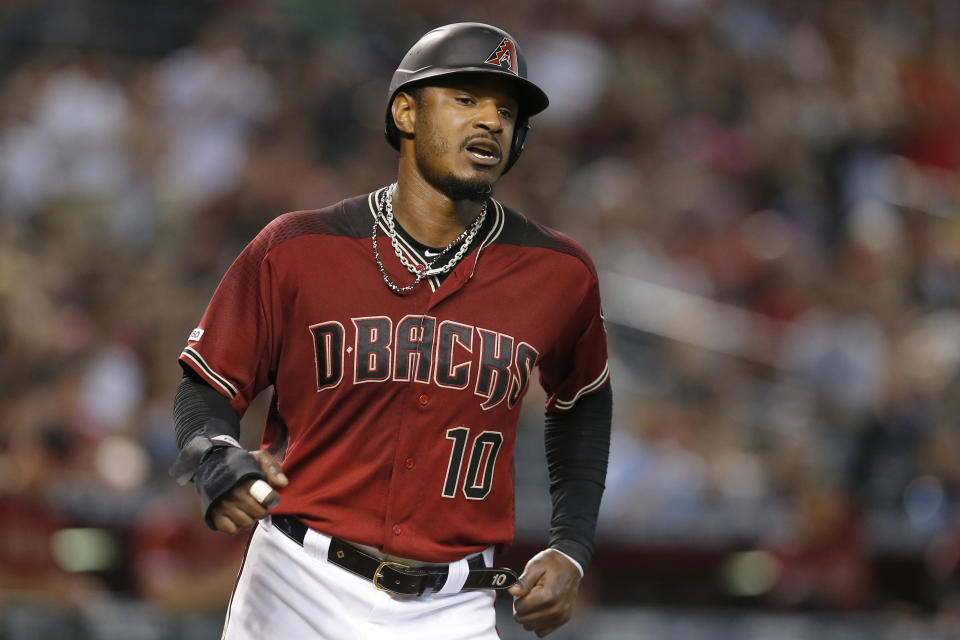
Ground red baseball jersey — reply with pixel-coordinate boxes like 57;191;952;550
179;188;609;563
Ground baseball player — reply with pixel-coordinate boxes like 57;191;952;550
170;22;611;639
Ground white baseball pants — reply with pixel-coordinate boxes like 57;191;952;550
221;517;499;640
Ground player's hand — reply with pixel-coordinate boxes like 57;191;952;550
209;450;288;535
508;549;581;637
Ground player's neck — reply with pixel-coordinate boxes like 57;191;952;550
391;174;486;248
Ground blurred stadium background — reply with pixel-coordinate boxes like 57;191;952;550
2;0;960;638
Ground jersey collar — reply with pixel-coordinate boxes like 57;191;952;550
367;187;505;292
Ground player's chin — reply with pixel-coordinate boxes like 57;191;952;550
466;166;500;187
466;163;504;189
438;169;497;202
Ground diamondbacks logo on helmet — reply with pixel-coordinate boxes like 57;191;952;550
485;37;518;74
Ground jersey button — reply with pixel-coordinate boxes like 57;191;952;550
392;524;402;536
417;393;430;407
404;457;415;470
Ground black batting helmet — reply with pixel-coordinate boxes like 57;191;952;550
385;22;549;174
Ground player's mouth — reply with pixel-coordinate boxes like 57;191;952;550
463;138;501;166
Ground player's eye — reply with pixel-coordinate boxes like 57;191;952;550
498;108;514;120
455;96;475;105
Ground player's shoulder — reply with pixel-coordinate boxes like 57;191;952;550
493;201;599;279
251;193;374;254
263;194;372;243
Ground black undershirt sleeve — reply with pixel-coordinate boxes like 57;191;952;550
544;383;612;571
173;368;242;448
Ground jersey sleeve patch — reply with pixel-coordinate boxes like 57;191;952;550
188;328;204;342
552;362;610;411
180;346;239;399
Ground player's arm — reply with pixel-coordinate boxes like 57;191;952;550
509;383;612;637
170;369;287;533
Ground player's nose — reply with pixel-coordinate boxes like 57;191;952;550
473;99;505;133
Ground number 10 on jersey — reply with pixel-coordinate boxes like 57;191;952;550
442;427;503;500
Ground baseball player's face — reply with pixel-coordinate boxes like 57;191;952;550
411;79;518;202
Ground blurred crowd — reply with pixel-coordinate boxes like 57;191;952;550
2;0;960;630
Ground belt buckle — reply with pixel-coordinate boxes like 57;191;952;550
373;560;410;595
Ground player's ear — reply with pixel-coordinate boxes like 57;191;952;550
392;90;417;138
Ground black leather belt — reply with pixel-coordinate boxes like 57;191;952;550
271;515;518;596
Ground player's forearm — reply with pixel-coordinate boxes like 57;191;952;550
543;383;612;571
170;370;245;486
173;369;241;448
171;370;272;529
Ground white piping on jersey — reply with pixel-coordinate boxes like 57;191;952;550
553;362;609;411
367;188;506;290
181;347;239;398
479;199;506;251
470;199;505;278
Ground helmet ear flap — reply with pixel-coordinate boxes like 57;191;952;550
503;119;530;174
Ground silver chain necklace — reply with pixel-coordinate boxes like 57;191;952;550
372;183;486;294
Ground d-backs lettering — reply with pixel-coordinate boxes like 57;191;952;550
309;315;539;411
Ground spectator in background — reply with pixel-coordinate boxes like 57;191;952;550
0;419;103;605
152;21;275;208
131;490;248;612
764;480;871;610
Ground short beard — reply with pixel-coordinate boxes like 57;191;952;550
414;122;495;203
432;172;495;203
